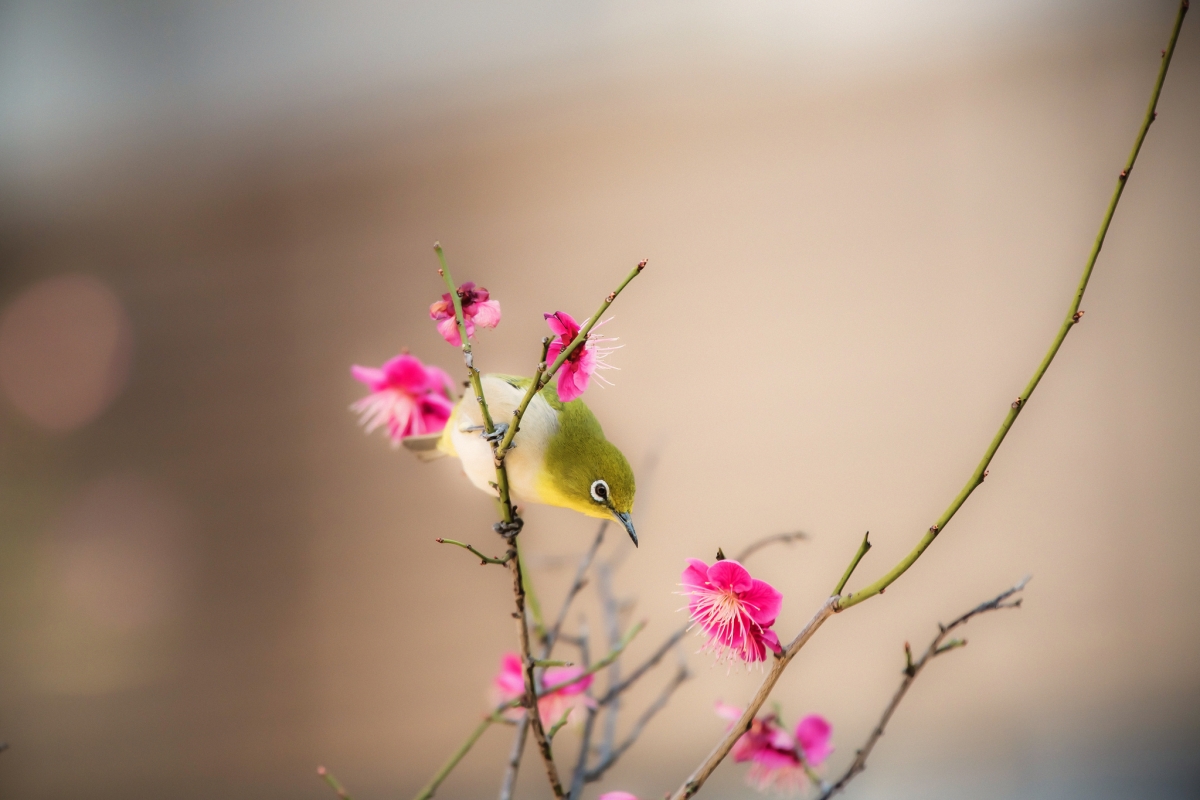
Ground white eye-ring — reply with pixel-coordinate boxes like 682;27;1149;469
590;479;610;504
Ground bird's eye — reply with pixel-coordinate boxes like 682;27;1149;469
590;479;610;504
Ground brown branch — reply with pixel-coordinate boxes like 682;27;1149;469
508;552;567;798
585;659;692;784
816;578;1029;800
734;531;810;563
669;598;839;800
567;623;596;800
595;561;624;763
498;713;529;800
544;521;608;654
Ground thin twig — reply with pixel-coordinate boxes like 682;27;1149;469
317;766;354;800
509;546;566;798
596;561;624;762
436;538;513;566
816;578;1030;799
568;624;596;800
585;661;692;783
734;531;810;563
832;533;871;596
544;521;608;654
836;0;1190;611
597;627;687;705
498;713;529;800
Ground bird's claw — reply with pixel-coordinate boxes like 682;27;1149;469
481;423;509;444
493;517;524;539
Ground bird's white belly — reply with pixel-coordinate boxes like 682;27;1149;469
449;376;558;506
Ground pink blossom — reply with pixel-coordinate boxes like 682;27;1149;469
598;793;639;800
716;703;834;793
429;281;502;346
349;353;455;445
491;653;596;726
680;559;783;664
544;311;619;402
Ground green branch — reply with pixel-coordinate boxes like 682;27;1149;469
836;0;1189;611
494;260;646;461
316;767;353;800
831;532;871;596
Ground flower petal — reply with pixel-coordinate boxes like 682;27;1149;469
544;311;579;338
796;714;833;766
429;297;455;321
714;701;743;723
760;628;783;656
544;665;593;696
739;578;784;626
471;299;502;328
436;316;464;346
383;355;431;391
682;558;711;589
598;793;639;800
706;559;754;593
557;364;584;402
350;365;386;390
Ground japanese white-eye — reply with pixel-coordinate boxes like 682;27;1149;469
404;374;638;545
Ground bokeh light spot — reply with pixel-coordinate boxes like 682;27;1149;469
0;274;133;431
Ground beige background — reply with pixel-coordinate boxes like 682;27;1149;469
1;2;1197;799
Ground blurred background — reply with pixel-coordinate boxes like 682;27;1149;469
1;1;1198;798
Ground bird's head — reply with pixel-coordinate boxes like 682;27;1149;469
539;398;638;546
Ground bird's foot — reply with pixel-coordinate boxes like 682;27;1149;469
493;517;524;539
481;423;509;444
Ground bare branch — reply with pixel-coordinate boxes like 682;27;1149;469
669;598;838;800
596;561;624;763
816;578;1030;800
544;521;608;654
734;531;810;563
585;661;692;783
498;713;529;800
436;537;513;566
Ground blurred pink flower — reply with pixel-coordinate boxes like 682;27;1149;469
349;353;455;445
716;703;834;793
598;793;639;800
544;311;619;402
429;281;501;346
681;559;783;664
491;653;596;726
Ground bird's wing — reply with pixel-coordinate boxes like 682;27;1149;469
401;432;447;461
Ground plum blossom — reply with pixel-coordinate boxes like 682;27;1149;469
491;653;596;726
680;558;783;664
349;353;455;445
716;703;834;793
429;281;501;346
597;793;639;800
544;311;619;403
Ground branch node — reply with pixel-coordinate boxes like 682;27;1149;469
1072;309;1085;323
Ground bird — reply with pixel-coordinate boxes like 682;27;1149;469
403;374;638;546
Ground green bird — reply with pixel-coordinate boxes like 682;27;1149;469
404;374;639;545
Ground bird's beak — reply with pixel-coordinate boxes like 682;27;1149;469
614;511;638;547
